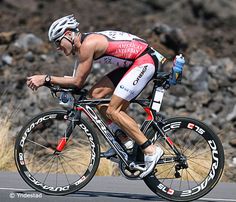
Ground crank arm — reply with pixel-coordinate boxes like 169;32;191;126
129;162;147;172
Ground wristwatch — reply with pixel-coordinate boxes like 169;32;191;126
44;75;51;86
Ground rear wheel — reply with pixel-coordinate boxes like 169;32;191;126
14;110;100;195
142;117;224;201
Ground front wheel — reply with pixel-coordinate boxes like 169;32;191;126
143;117;224;202
14;110;100;195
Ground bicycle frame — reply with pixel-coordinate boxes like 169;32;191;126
56;98;149;166
15;69;225;200
55;86;182;169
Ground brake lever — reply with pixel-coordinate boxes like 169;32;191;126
47;85;60;98
50;90;57;98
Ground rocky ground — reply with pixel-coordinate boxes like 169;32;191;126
0;0;236;181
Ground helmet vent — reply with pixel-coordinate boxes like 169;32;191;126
48;14;79;41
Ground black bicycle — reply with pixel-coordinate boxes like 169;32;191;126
14;72;224;201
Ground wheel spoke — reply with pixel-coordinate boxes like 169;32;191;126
169;177;174;189
61;153;89;168
157;163;175;177
182;135;202;154
187;158;210;171
187;166;207;180
186;139;209;157
56;157;59;187
187;150;210;159
43;156;56;184
172;129;192;153
179;169;184;191
185;168;199;185
187;156;210;161
157;138;175;155
32;155;55;176
26;139;54;152
186;169;190;190
58;156;71;186
161;163;175;183
60;155;81;176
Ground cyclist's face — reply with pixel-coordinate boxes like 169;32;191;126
56;33;73;56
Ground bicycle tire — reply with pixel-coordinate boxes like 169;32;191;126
141;117;224;202
14;110;100;195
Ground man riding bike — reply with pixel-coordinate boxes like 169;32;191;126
27;14;178;178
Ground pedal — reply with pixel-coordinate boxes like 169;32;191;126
129;162;147;172
100;148;116;158
109;157;120;164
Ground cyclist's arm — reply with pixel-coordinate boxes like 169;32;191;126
50;42;95;88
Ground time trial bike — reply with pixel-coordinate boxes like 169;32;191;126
14;72;224;201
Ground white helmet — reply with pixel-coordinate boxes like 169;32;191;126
48;14;79;42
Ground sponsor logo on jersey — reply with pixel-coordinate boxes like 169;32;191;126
133;65;147;85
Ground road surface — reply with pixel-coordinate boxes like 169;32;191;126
0;172;235;202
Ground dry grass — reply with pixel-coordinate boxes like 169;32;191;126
97;146;118;176
0;116;15;171
0;91;20;171
155;147;212;182
23;142;115;177
0;102;115;176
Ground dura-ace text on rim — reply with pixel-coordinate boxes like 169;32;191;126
142;117;224;202
15;110;100;195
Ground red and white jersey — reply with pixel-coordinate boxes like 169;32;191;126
82;31;149;67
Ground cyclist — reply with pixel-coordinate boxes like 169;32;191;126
27;14;171;178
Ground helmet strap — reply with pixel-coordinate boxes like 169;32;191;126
71;32;76;55
62;32;75;55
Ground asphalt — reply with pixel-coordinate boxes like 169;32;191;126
0;172;235;202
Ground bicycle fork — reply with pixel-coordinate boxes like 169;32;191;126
55;110;81;153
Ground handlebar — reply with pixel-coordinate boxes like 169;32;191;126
153;72;171;89
45;85;88;97
154;71;170;81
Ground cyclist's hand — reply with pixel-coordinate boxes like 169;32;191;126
27;75;45;91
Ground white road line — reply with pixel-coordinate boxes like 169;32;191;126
0;188;34;191
201;198;236;202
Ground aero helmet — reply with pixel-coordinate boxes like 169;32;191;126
48;14;79;42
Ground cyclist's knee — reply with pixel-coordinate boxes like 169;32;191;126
88;88;107;99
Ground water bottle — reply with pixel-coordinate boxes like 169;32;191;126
151;87;165;112
59;92;75;108
114;129;134;151
169;54;185;85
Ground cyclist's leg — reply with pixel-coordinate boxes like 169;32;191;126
106;54;164;177
88;75;114;121
106;54;156;153
106;94;164;177
106;95;147;145
89;76;114;99
88;68;129;121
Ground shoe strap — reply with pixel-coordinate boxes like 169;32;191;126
140;140;152;150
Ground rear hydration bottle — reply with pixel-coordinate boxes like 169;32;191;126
169;54;185;85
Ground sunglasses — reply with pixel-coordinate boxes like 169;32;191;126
54;33;67;47
54;30;72;48
54;37;63;47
